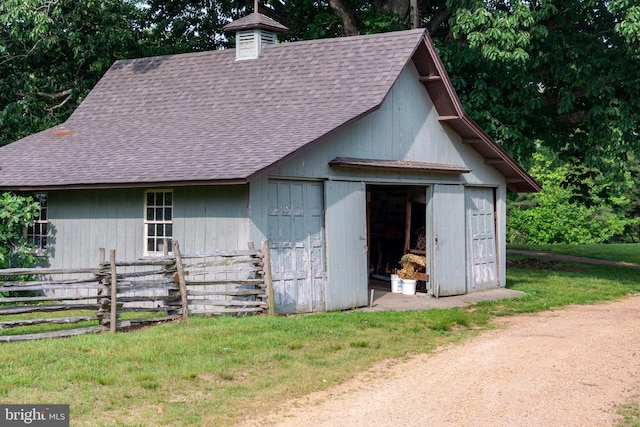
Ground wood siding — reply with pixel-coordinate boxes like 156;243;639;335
264;62;508;305
173;185;251;251
465;187;498;291
324;180;368;311
42;61;511;313
48;189;142;269
267;180;325;313
46;186;251;270
268;62;505;188
432;184;467;296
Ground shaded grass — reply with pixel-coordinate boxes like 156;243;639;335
0;247;639;426
508;243;640;264
0;309;171;337
494;253;640;315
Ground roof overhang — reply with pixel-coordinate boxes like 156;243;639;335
0;178;249;192
223;12;288;32
410;33;541;193
329;157;471;174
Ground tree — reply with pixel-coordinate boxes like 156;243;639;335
618;160;640;242
142;0;347;47
0;0;158;147
507;149;635;244
438;0;640;183
0;193;41;269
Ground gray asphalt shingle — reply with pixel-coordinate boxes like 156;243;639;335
0;29;425;189
0;28;540;192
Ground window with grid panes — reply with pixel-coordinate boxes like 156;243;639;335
144;190;173;255
26;193;48;254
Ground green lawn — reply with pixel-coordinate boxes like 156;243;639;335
508;243;640;264
1;245;640;426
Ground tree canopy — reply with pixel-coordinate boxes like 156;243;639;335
2;0;639;179
0;0;157;146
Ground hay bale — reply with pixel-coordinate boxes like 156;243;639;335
400;254;427;268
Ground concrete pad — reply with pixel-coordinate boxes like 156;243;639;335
359;287;526;312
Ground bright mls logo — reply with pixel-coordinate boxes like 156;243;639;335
0;405;69;426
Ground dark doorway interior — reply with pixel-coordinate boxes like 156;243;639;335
367;185;428;292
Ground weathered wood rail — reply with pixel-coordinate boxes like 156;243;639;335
0;240;274;342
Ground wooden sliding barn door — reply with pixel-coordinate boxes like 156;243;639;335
267;181;326;313
466;187;498;291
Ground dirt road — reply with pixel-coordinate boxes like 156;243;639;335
241;296;640;427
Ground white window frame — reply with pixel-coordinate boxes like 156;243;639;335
25;193;48;256
144;189;173;256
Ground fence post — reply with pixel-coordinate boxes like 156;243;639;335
110;249;118;333
172;241;189;320
95;248;107;326
261;240;275;316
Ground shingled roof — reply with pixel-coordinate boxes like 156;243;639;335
0;28;540;192
223;11;288;32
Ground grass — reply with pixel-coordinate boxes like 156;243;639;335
616;402;640;427
508;243;640;264
1;245;640;426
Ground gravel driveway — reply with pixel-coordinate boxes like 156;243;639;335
241;296;640;427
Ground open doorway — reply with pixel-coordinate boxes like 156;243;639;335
367;185;429;293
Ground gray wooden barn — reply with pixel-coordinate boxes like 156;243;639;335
0;12;539;314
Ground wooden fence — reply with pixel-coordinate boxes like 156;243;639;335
0;240;274;342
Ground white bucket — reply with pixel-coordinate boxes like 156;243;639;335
402;279;417;295
390;274;402;293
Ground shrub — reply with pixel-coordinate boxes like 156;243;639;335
0;192;41;269
507;152;635;244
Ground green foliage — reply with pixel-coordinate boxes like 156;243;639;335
0;0;160;147
0;192;40;268
436;0;640;180
507;151;635;244
611;0;640;45
360;9;407;34
449;1;553;62
617;161;640;242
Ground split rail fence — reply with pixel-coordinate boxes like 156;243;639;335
0;240;274;342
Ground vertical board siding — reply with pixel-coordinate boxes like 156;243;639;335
48;189;142;270
47;188;142;300
324;180;368;311
432;184;466;297
47;186;250;303
268;63;504;189
495;185;507;288
47;186;250;268
465;187;498;291
268;180;325;314
173;186;251;307
248;175;270;244
173;185;250;252
308;183;325;310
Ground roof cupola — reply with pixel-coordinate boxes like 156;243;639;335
224;1;288;61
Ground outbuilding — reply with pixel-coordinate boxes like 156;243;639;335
0;12;539;313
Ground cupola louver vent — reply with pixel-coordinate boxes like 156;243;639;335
223;9;288;61
235;29;277;61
